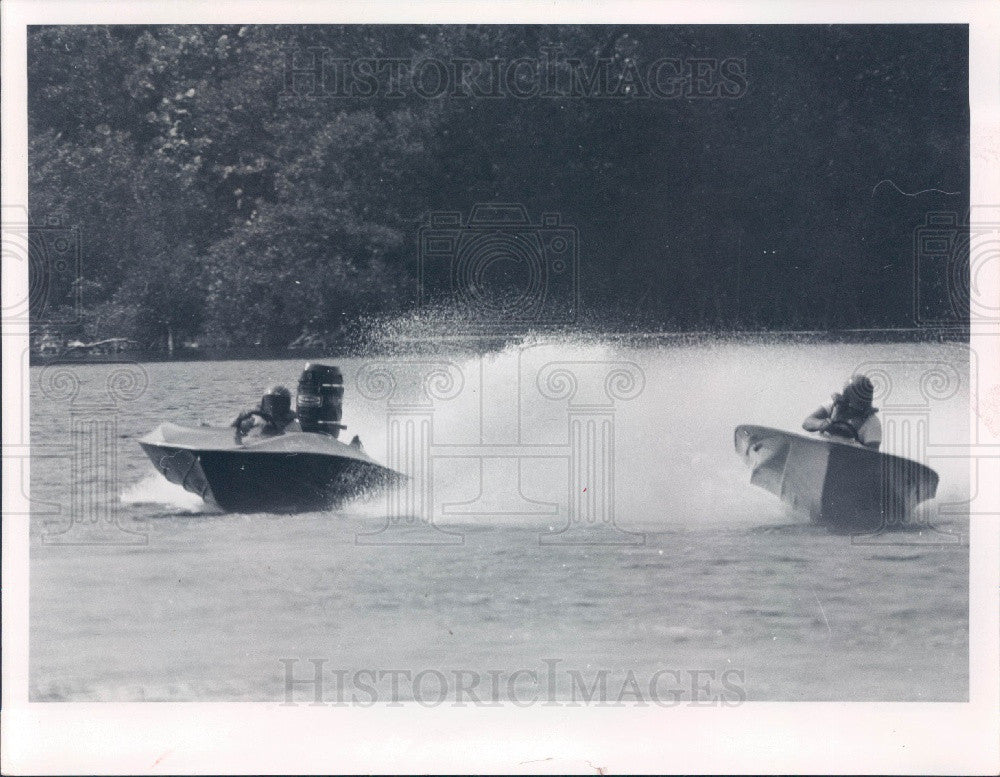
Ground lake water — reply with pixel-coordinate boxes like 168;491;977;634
28;339;970;702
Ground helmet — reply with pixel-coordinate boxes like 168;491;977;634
261;384;292;421
841;375;875;410
263;384;291;399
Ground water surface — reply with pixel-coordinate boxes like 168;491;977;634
29;340;970;701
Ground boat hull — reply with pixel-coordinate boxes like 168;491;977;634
139;423;400;513
734;424;939;533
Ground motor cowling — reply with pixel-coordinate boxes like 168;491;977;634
296;363;345;437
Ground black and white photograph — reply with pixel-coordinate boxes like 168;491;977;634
2;1;999;774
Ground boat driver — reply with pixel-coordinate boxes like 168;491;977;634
802;374;882;450
232;384;300;443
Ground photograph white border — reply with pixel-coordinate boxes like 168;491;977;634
3;1;998;774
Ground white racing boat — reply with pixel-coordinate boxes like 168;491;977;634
734;424;939;532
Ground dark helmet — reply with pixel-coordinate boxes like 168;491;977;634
261;384;292;421
842;375;875;410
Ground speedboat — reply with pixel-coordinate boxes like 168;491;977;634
138;363;401;513
138;422;399;513
734;424;939;533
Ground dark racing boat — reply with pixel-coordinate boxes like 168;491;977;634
138;363;401;513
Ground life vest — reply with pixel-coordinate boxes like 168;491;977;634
825;403;879;443
232;409;298;443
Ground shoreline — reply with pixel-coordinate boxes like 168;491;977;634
27;326;971;367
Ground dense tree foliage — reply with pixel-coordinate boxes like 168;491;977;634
28;25;968;348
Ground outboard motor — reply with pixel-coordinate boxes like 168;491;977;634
296;363;345;437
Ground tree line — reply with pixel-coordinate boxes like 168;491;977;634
28;24;968;349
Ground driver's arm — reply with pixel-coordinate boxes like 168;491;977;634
802;405;831;433
232;411;256;432
859;415;882;451
232;410;259;442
